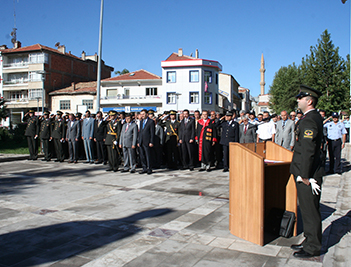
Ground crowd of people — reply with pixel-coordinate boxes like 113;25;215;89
22;105;349;175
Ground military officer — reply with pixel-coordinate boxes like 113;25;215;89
105;110;122;172
290;85;324;258
159;110;180;169
23;109;39;160
324;112;347;175
51;111;66;162
40;111;53;161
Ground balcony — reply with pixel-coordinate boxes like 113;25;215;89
3;78;29;85
100;94;162;105
3;62;29;69
5;98;29;104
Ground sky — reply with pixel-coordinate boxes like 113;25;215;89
0;0;350;97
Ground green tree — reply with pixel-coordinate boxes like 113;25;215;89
269;63;301;113
300;29;349;114
114;68;130;76
0;97;9;121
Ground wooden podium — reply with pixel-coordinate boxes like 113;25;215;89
229;141;297;246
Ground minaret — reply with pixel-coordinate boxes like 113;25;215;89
260;53;266;95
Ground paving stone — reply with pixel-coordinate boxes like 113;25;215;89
208;237;236;249
228;241;281;257
231;252;270;267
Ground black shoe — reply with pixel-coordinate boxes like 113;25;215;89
32;158;37;161
293;249;315;258
130;169;136;173
199;168;205;172
147;170;152;175
206;168;211;172
103;162;107;165
68;160;73;163
337;171;342;175
41;159;47;161
27;158;32;161
139;170;147;174
54;159;60;162
326;171;334;175
95;160;102;164
291;244;304;251
47;159;51;162
189;167;194;171
74;160;78;164
106;169;113;172
60;160;64;163
113;169;118;172
121;169;129;173
223;168;229;172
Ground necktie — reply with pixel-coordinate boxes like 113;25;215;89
143;119;146;129
125;123;129;132
282;121;286;129
244;125;247;134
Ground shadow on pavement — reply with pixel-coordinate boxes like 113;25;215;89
0;208;173;267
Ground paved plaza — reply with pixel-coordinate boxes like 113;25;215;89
0;145;350;267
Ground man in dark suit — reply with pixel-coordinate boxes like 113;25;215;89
105;110;122;172
66;113;81;163
179;109;195;171
239;115;257;143
94;111;108;164
23;109;39;160
290;85;324;258
216;111;239;172
138;109;155;174
51;111;66;162
40;111;53;161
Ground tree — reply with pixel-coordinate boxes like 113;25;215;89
269;63;302;113
0;97;9;121
114;68;130;76
300;29;349;114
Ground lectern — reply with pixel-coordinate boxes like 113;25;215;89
229;141;297;246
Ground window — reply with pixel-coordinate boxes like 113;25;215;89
29;89;43;100
5;90;27;101
124;88;130;97
204;92;212;104
6;73;28;84
204;71;212;83
82;99;93;109
146;87;157;96
106;89;117;98
215;73;218;85
60;100;71;110
29;72;42;82
189;71;199;82
167;71;176;83
189;92;199;104
29;53;49;64
167;92;176;104
215;93;218;105
5;56;28;67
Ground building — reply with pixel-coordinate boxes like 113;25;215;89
49;81;97;114
0;42;113;126
238;87;252;111
218;73;241;112
100;69;162;114
161;49;222;113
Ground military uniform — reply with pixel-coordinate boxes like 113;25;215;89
40;113;53;161
159;115;180;169
290;85;324;257
51;112;66;162
105;115;122;172
23;111;39;160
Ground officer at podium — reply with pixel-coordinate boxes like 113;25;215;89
290;85;324;258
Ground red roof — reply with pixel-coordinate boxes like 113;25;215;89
165;52;196;61
1;43;82;60
49;81;97;95
258;102;269;106
103;69;161;82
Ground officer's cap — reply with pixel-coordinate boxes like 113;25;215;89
225;111;233;116
28;109;35;113
148;109;155;115
331;112;339;118
296;85;322;99
56;111;63;115
76;112;82;117
108;110;117;116
169;110;177;115
43;111;50;115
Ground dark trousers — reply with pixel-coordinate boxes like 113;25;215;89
42;139;51;160
54;138;65;161
328;139;342;173
68;140;79;161
96;140;107;163
26;136;38;159
139;144;152;171
106;145;120;171
295;176;322;255
181;141;194;168
223;145;230;170
165;136;179;169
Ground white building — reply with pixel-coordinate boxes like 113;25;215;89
161;49;222;113
218;73;241;112
238;87;251;111
100;69;162;114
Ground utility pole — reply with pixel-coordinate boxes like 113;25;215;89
96;0;104;112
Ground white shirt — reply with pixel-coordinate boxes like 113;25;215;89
256;121;276;140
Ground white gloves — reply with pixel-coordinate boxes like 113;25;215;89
113;141;118;145
296;176;321;195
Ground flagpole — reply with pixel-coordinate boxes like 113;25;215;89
96;0;104;112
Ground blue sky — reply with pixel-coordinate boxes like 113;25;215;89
0;0;349;97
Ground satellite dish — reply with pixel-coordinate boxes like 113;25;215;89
55;42;60;47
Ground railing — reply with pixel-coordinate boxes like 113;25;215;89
3;78;29;85
3;62;29;68
5;98;29;103
102;95;162;100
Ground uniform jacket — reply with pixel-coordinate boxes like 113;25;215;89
239;123;257;143
217;119;239;146
275;119;295;150
66;120;81;141
105;119;122;146
23;115;39;137
290;110;324;179
179;118;195;143
40;118;52;140
119;121;138;148
82;117;95;140
138;118;155;146
51;118;66;139
159;119;180;143
94;119;107;141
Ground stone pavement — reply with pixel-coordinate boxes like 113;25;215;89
0;145;350;267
